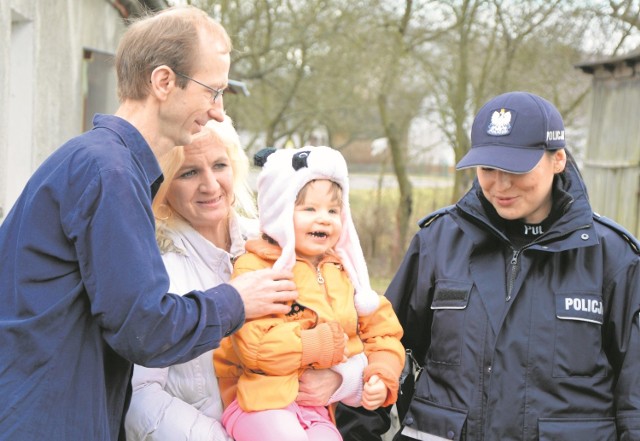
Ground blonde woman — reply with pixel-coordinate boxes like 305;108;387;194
125;117;257;441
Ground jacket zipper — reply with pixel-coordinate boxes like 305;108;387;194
504;220;593;302
316;266;325;285
314;263;359;337
506;249;520;302
289;262;325;326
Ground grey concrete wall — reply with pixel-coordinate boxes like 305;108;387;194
0;0;126;222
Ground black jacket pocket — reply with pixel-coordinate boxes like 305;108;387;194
429;279;472;365
538;417;616;441
400;395;467;440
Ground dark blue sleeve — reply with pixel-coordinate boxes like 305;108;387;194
607;258;640;437
68;167;244;367
386;232;432;364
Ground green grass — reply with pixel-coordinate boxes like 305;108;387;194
370;275;393;295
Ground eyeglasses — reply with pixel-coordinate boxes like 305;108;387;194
174;71;224;103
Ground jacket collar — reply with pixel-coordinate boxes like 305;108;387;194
245;237;342;266
157;211;250;260
455;161;596;249
92;113;163;193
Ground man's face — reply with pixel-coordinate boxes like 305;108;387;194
162;29;230;147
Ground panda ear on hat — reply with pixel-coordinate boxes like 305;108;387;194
253;147;277;167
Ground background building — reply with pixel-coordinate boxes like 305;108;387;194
0;0;166;223
577;48;640;238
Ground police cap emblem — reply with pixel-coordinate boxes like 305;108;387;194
487;108;513;136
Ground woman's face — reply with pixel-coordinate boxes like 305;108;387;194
166;137;233;238
476;149;566;224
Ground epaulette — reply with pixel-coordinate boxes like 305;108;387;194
418;204;455;228
593;212;640;255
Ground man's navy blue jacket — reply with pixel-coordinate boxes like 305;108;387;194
0;115;244;440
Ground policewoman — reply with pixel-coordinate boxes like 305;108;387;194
388;91;640;440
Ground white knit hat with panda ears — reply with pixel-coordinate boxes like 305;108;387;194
255;146;379;316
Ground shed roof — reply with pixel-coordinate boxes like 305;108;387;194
576;47;640;74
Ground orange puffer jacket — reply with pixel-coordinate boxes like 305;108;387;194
214;238;404;412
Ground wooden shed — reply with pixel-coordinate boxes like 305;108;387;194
576;48;640;237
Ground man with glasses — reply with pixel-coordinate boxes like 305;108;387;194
0;6;298;441
174;71;226;104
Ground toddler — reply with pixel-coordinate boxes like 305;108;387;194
214;146;404;441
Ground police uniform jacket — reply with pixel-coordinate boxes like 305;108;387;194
388;162;640;441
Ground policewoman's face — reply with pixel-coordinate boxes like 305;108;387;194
477;149;567;224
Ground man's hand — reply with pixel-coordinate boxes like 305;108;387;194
229;268;297;319
297;368;342;406
362;375;387;410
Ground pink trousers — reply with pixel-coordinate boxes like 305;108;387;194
222;399;342;441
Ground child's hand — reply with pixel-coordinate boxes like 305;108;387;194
361;374;387;410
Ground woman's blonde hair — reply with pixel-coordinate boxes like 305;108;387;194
152;116;257;229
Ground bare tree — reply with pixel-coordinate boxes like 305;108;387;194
177;0;634;275
417;0;592;201
212;0;346;149
372;0;438;266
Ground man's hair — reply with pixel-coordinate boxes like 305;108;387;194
115;5;231;101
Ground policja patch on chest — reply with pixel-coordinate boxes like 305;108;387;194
555;292;604;324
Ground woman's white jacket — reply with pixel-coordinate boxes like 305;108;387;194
124;215;254;441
